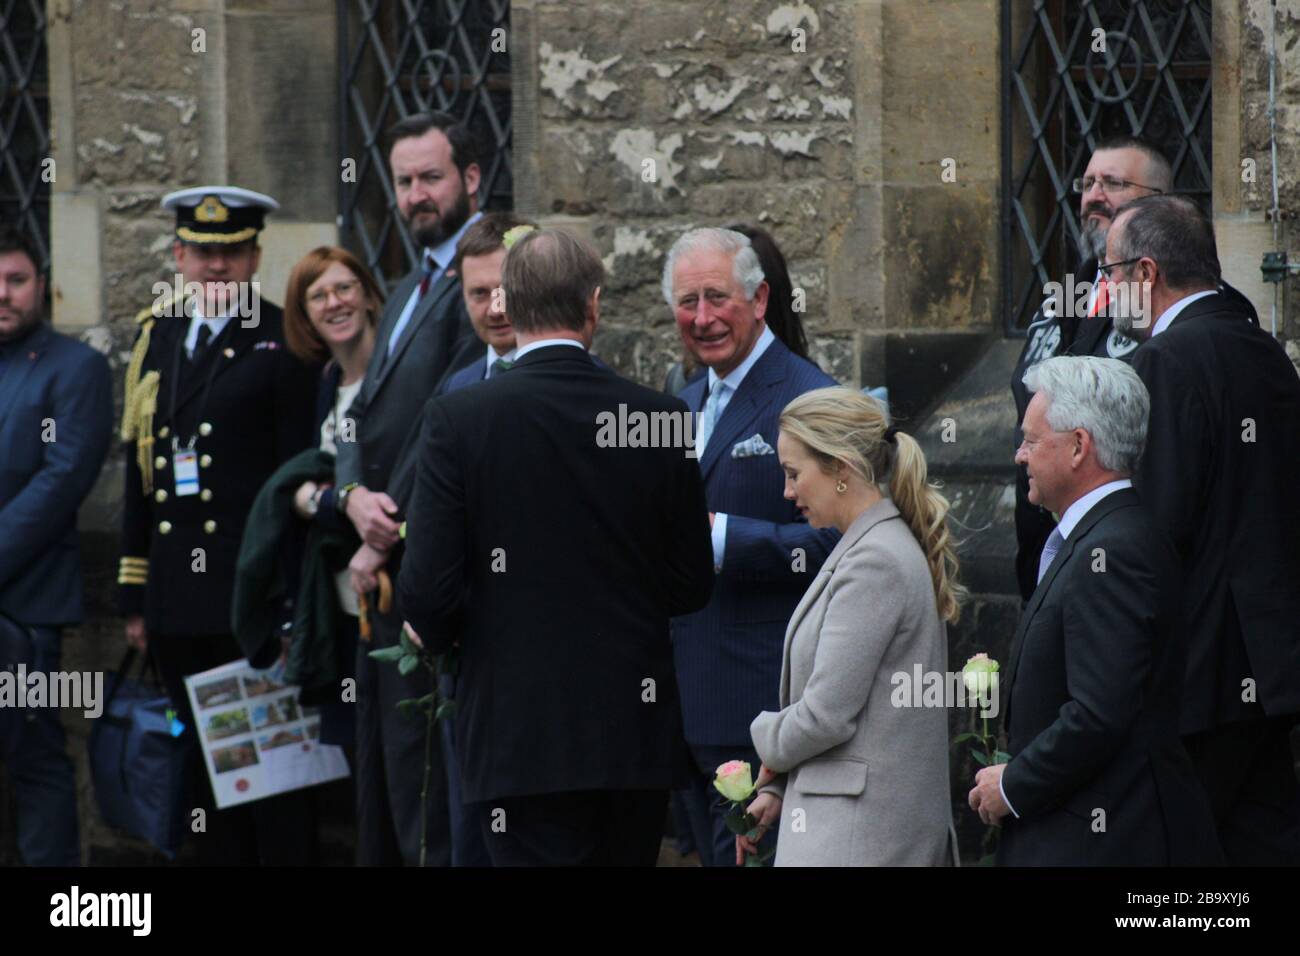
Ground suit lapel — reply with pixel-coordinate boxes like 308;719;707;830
699;341;788;480
1002;488;1137;724
0;323;53;437
374;270;458;395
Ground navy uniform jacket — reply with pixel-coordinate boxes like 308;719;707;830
999;489;1221;866
0;322;113;626
118;298;317;635
672;337;839;747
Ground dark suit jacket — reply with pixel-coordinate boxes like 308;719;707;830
998;488;1221;866
0;322;112;626
671;337;839;746
396;344;715;804
1009;263;1259;601
1130;292;1300;734
334;268;477;513
438;349;612;395
119;301;317;634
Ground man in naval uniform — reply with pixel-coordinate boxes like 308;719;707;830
118;186;318;864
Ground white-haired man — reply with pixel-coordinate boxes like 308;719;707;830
970;355;1221;865
665;226;838;866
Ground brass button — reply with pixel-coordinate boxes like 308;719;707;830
199;454;212;468
200;489;213;502
158;425;170;438
158;521;172;534
154;489;168;503
203;520;217;534
155;456;168;470
199;422;213;436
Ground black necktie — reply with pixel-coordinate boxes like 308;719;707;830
192;323;212;361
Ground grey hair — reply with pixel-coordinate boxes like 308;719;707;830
1112;194;1221;289
1022;355;1149;474
661;227;765;307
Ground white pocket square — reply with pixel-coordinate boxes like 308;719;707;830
731;434;775;458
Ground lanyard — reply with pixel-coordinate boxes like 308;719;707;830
168;319;228;450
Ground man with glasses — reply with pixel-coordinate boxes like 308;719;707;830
1008;136;1254;602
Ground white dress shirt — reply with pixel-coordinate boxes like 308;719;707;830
702;325;776;569
185;303;232;358
1150;289;1216;338
1001;477;1133;819
513;337;585;360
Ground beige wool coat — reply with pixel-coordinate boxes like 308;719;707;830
750;498;959;866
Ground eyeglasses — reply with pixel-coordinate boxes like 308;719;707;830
1072;175;1163;195
1096;257;1142;279
306;278;361;308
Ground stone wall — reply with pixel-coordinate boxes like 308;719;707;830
514;0;1000;399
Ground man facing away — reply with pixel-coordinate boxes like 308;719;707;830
971;355;1221;866
1105;194;1300;865
397;228;715;865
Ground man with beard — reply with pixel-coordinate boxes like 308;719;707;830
1104;195;1300;864
0;224;112;866
333;111;483;865
1008;136;1256;602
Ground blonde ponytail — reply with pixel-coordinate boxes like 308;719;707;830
888;431;966;624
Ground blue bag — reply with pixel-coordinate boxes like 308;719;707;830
0;612;36;757
88;649;190;858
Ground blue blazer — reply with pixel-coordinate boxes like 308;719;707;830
0;323;113;625
672;337;840;746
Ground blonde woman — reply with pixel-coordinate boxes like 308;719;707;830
739;386;966;866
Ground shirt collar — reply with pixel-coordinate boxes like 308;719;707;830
1151;289;1217;338
707;325;775;393
1056;478;1133;540
425;210;484;274
484;342;517;377
514;338;586;361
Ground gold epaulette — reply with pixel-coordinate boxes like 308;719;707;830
118;556;149;587
121;295;178;495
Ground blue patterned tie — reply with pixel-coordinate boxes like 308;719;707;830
697;378;726;455
1037;526;1064;585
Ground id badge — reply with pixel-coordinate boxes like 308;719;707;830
174;448;200;496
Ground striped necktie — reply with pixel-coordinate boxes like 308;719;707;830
696;378;726;455
1037;526;1065;584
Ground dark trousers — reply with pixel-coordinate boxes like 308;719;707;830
1183;716;1300;866
8;626;80;866
354;607;451;866
676;742;777;867
438;672;491;866
478;788;667;866
151;631;319;866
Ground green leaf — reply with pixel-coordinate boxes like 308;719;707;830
398;653;419;676
435;700;458;721
395;698;420;720
952;732;979;744
993;751;1013;764
977;852;998;867
368;646;405;662
399;627;415;654
722;807;753;835
971;750;989;767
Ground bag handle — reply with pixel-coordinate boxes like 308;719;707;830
103;647;163;709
